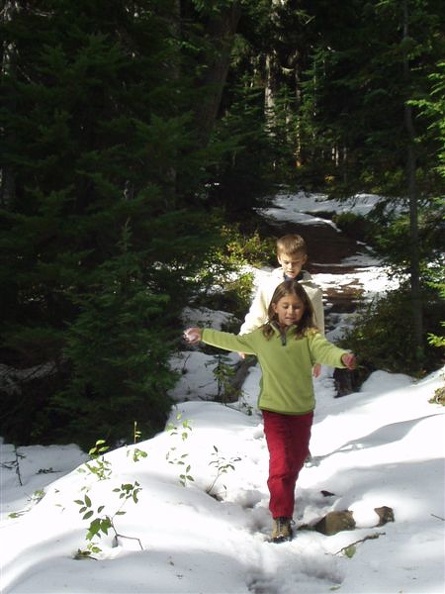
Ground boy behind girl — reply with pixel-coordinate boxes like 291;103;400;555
239;234;324;376
240;234;324;335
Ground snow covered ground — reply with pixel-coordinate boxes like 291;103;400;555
258;191;383;228
1;192;444;594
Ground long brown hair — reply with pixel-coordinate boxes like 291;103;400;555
262;280;316;339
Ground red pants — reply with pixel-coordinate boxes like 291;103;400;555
262;410;313;519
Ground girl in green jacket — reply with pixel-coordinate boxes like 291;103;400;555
184;280;356;543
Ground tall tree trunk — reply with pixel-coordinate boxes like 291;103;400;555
195;1;242;145
1;0;19;208
402;0;423;364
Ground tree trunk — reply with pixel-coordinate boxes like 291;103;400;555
194;1;242;145
402;0;424;364
1;0;19;208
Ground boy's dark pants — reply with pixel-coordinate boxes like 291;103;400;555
263;410;313;519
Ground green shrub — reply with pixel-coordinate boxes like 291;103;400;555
429;385;445;406
193;224;274;320
332;211;377;244
338;284;444;378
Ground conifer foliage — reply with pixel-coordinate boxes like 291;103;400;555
1;1;444;446
0;1;217;448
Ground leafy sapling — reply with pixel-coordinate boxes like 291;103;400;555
75;481;143;557
133;420;142;443
8;489;46;519
74;438;146;557
429;384;445;406
166;412;193;441
207;353;239;402
77;439;112;481
128;446;148;463
206;446;241;498
166;412;195;487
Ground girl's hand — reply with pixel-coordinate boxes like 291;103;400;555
342;352;356;370
184;327;202;345
312;363;322;378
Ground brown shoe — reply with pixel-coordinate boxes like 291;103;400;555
271;517;293;543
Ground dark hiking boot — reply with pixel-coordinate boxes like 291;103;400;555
271;517;293;543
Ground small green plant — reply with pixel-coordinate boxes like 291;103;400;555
74;438;145;557
166;413;193;441
343;544;357;558
206;446;241;498
428;331;445;349
127;446;148;463
75;481;143;557
166;448;194;487
429;385;445;406
165;413;195;487
178;462;194;487
8;489;46;518
77;439;112;481
133;421;142;443
208;353;240;403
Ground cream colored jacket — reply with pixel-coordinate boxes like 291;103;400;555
239;268;325;335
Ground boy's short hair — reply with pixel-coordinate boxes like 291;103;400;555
276;234;307;256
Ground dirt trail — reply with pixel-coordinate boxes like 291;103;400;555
263;220;358;268
259;219;368;313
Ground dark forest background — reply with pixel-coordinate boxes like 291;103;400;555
1;0;444;450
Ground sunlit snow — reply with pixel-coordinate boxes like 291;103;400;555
1;193;444;594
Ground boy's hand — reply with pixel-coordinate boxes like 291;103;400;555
184;327;202;345
238;352;246;360
341;353;356;370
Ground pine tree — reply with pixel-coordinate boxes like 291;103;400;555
296;0;445;368
0;0;220;446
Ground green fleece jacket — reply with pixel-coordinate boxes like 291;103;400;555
202;326;348;415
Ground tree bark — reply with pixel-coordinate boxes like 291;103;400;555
194;1;242;145
1;0;20;208
402;0;424;364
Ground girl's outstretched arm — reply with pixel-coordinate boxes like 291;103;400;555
184;327;202;345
